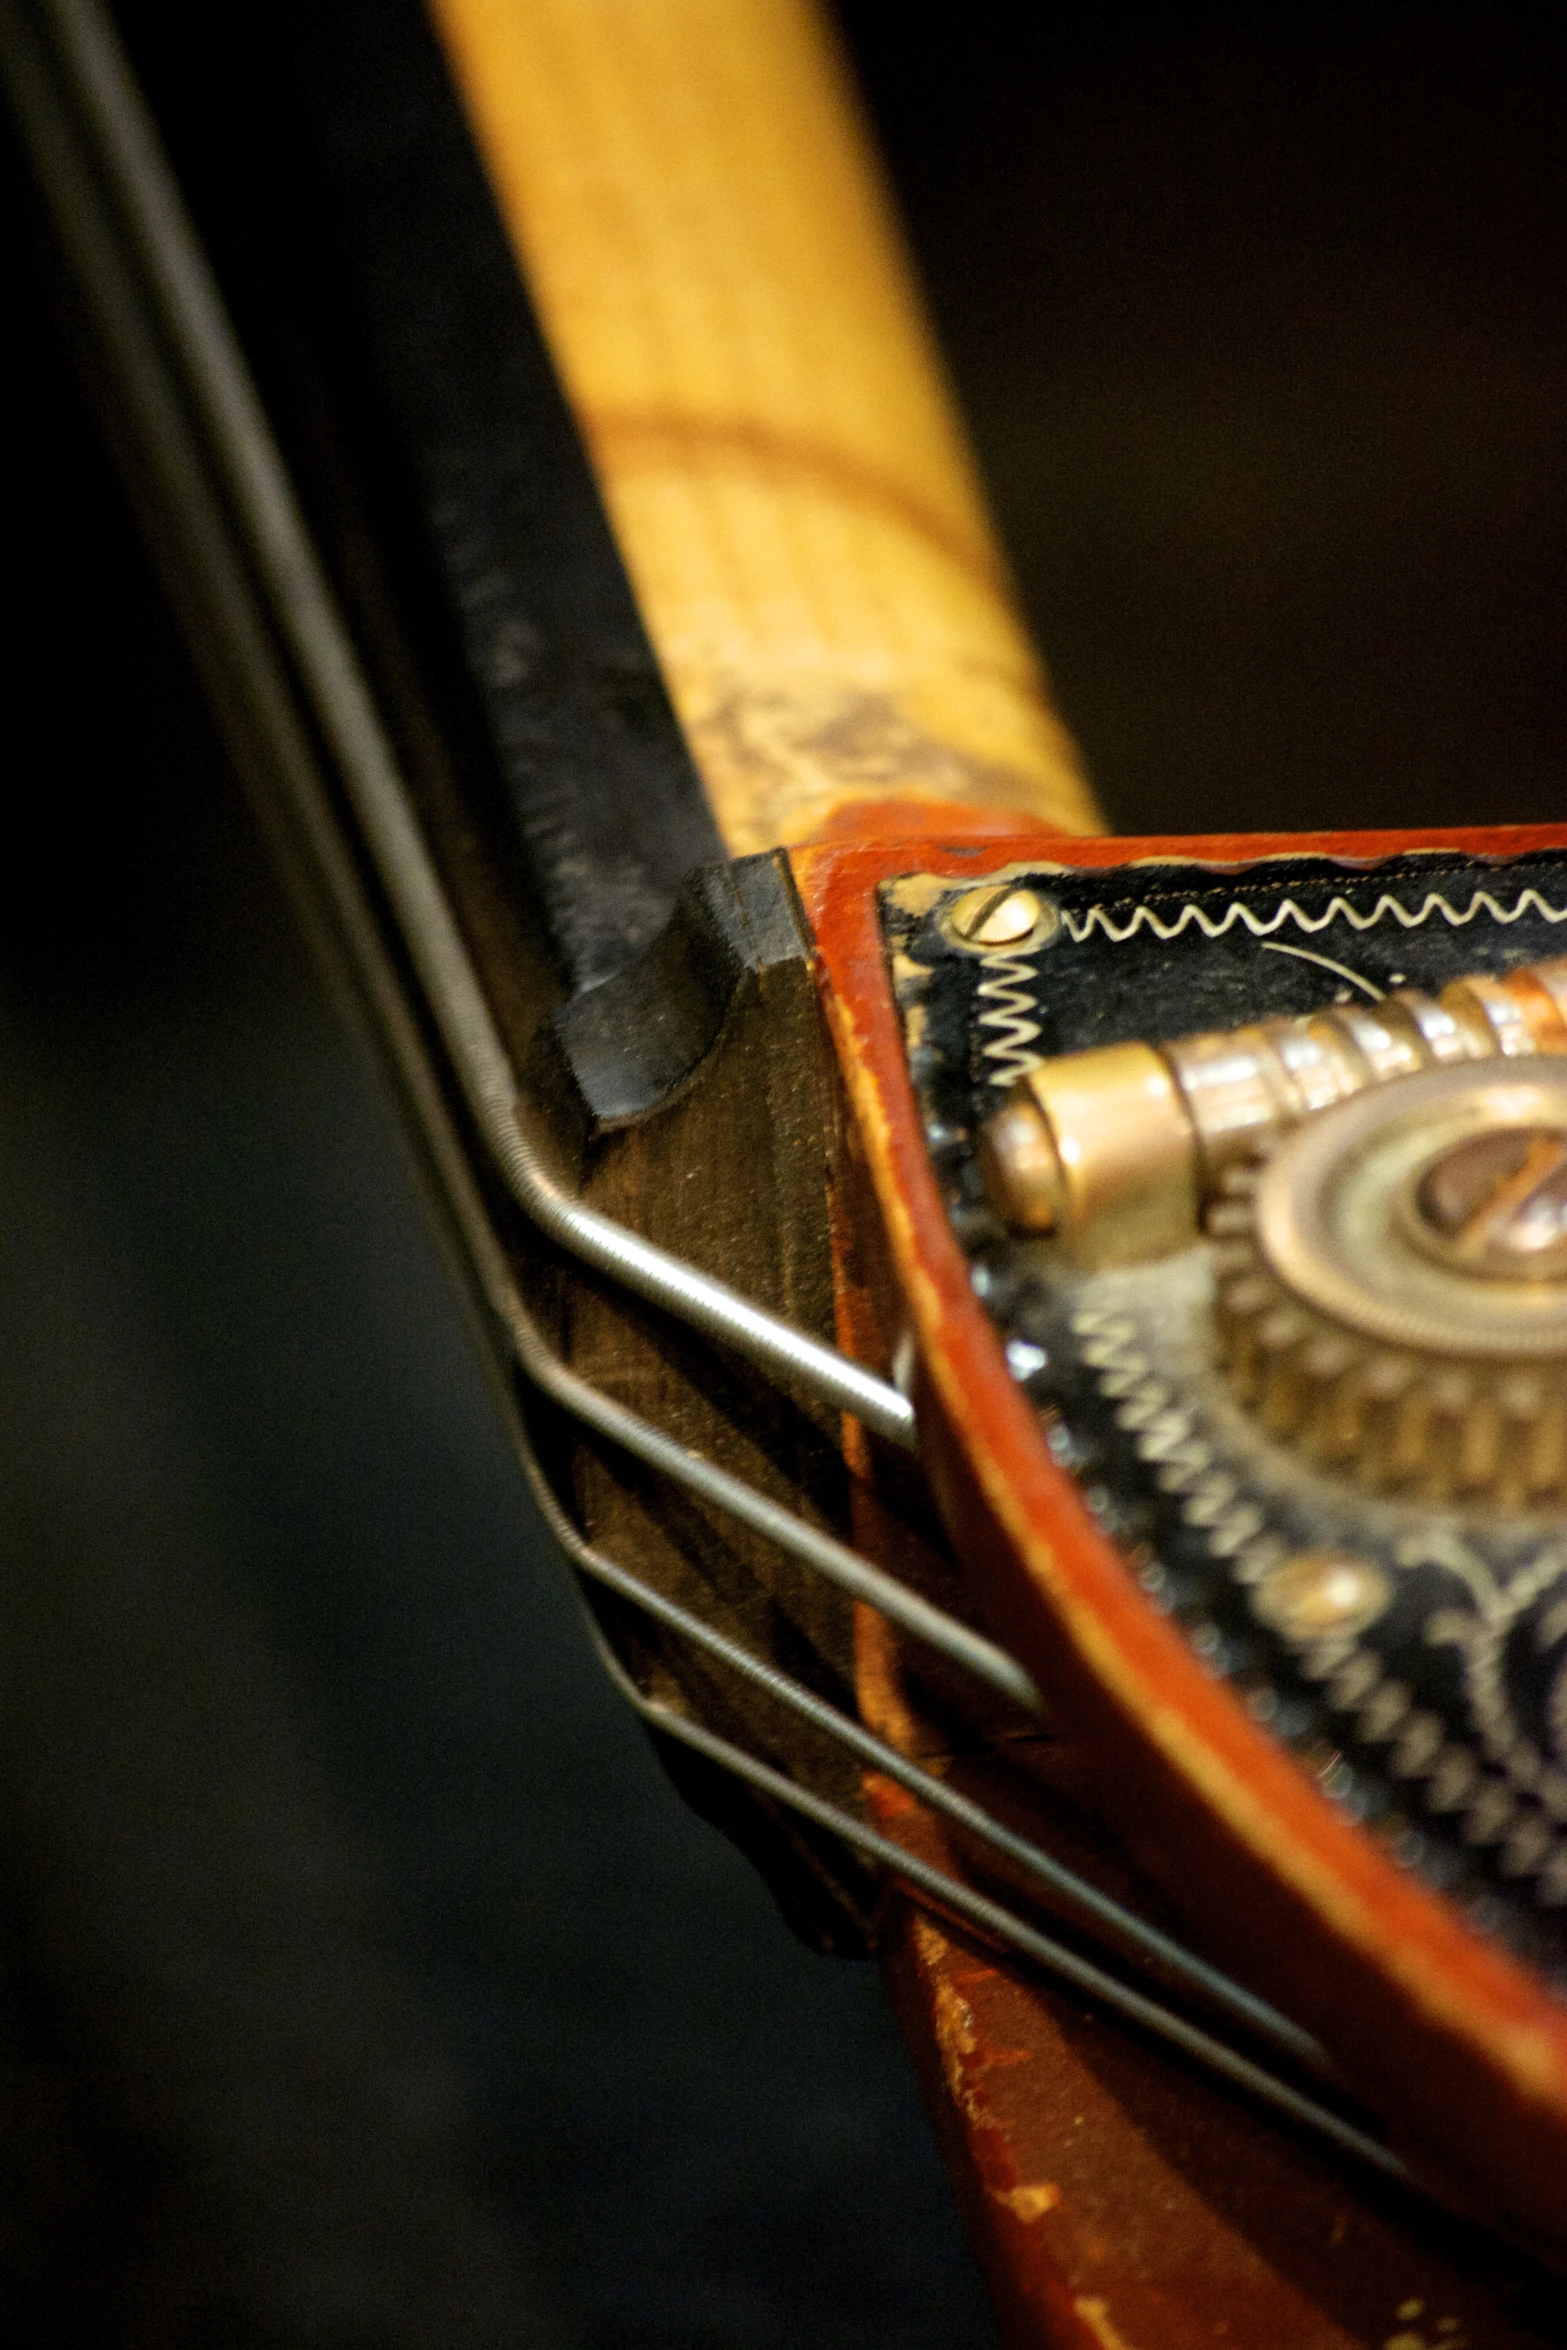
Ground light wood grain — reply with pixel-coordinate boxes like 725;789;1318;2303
427;0;1099;853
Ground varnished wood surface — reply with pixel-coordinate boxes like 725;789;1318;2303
859;1612;1562;2350
554;908;882;1944
427;0;1096;854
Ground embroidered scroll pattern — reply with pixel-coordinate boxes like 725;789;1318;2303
1071;1309;1567;1914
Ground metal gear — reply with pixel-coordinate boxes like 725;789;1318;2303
1209;1060;1567;1507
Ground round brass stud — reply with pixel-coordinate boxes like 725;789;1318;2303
1252;1550;1392;1643
942;884;1059;954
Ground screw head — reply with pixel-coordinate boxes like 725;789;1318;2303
1408;1124;1567;1279
944;884;1056;951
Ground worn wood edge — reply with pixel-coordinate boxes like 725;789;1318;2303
795;815;1567;2253
424;0;1099;854
870;1792;1553;2350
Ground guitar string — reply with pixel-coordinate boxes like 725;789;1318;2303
569;1606;1406;2188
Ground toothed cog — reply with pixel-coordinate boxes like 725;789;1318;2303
1209;1060;1567;1506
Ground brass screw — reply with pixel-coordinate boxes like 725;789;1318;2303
944;884;1055;951
1411;1125;1567;1277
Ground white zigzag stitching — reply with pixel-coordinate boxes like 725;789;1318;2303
975;951;1042;1087
969;882;1567;1088
1059;886;1567;947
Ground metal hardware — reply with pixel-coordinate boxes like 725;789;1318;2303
492;1230;1040;1712
890;861;1567;1965
1249;1551;1393;1643
1214;1061;1567;1502
508;1365;1325;2078
944;883;1057;954
982;1040;1197;1260
4;0;1415;2204
1404;1122;1567;1279
567;1615;1405;2186
981;952;1567;1265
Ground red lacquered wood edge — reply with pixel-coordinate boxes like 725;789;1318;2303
793;813;1567;2252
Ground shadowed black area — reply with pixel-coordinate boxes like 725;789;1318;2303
112;0;724;997
0;110;997;2350
839;1;1567;837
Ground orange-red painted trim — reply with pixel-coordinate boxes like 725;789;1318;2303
795;818;1567;2248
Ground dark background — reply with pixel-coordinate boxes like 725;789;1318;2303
2;4;1566;2344
849;0;1567;840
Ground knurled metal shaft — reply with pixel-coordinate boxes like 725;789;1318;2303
981;956;1567;1266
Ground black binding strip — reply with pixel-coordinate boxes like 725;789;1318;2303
112;0;723;994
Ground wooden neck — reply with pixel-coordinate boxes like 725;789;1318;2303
427;0;1099;854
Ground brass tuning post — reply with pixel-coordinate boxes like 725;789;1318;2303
980;955;1567;1266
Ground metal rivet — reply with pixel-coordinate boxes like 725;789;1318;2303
1252;1549;1391;1642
